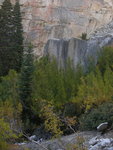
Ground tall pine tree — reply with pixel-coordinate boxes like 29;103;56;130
0;0;23;76
0;0;14;76
19;44;34;128
13;0;23;72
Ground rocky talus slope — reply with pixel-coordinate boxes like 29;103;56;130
19;131;113;150
1;0;113;55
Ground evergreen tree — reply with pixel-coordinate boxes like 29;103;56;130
19;44;34;127
13;0;23;72
0;0;15;76
0;0;23;76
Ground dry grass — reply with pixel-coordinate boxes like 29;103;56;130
8;144;28;150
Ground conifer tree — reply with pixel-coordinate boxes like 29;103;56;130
13;0;23;72
0;0;23;76
19;44;34;127
0;0;14;76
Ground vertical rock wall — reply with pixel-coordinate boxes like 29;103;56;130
0;0;113;55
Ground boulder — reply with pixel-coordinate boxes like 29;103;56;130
89;138;113;150
89;136;99;146
29;135;37;141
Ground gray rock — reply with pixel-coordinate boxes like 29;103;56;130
97;122;108;131
29;135;37;141
99;138;111;147
44;34;113;69
44;38;87;69
89;144;100;150
21;131;113;150
89;138;113;150
89;136;99;146
107;147;113;150
33;125;52;141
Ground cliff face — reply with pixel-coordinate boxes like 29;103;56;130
44;22;113;69
44;38;88;68
21;0;113;56
1;0;113;55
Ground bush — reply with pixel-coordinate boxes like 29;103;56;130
0;119;17;150
0;70;22;131
97;47;113;73
79;102;113;130
0;101;22;131
40;100;63;138
75;66;113;111
80;33;87;40
0;70;19;102
32;57;84;110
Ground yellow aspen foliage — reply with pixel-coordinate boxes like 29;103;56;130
40;100;63;138
0;100;22;131
74;66;113;111
0;101;22;149
0;119;17;150
63;116;77;133
65;116;77;127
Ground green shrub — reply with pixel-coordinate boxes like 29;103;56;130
0;119;17;150
40;100;63;138
80;33;87;40
32;57;84;111
75;66;113;111
0;69;19;102
97;47;113;73
0;70;22;131
79;102;113;130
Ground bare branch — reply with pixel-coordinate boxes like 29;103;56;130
13;130;49;150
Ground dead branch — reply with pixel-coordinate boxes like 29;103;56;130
13;130;49;150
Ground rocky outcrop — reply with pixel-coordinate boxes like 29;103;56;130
1;0;113;55
44;38;88;68
44;30;113;68
89;137;113;150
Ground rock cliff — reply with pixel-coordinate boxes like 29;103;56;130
1;0;113;56
44;38;88;68
44;30;113;68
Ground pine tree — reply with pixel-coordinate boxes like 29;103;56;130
13;0;23;72
0;0;15;76
0;0;23;76
19;44;34;127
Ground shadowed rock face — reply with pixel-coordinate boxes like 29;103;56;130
44;34;113;68
0;0;113;55
44;38;87;68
